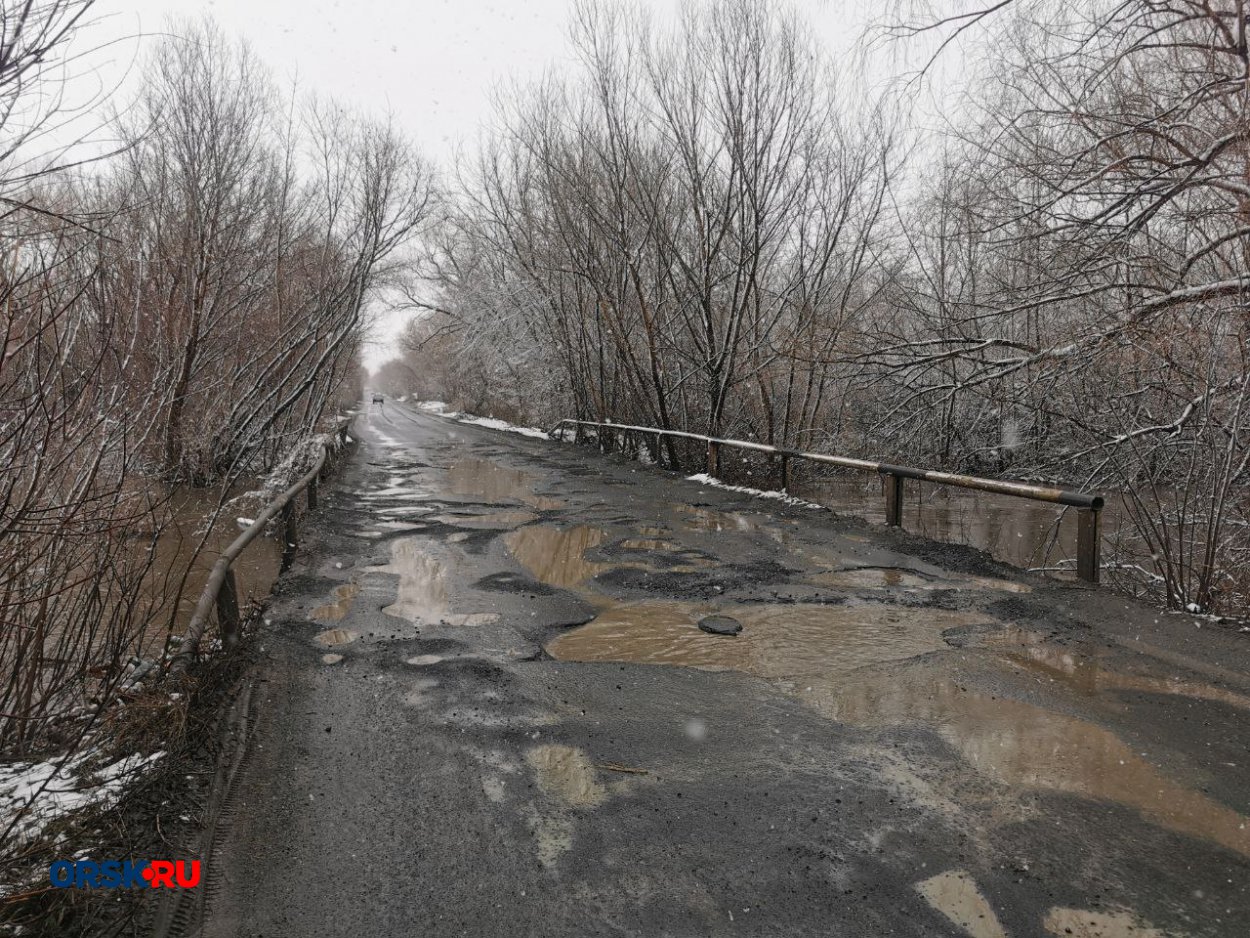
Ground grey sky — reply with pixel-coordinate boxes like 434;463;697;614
93;1;882;369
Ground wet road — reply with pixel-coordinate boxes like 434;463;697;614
194;402;1250;937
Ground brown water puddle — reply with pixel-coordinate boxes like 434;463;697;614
310;582;360;621
1043;906;1169;937
505;525;610;590
916;872;1173;938
548;602;993;678
445;456;561;510
999;641;1250;710
810;566;1031;594
808;667;1250;859
374;539;499;626
915;869;1008;938
315;628;358;647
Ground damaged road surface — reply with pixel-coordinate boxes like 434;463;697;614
193;402;1250;938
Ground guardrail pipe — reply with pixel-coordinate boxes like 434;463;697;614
169;421;350;674
548;418;1104;584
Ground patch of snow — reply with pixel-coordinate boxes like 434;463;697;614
685;473;824;510
415;400;549;439
235;517;255;530
1;749;166;847
453;414;550;439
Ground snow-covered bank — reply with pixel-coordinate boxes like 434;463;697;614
416;400;549;439
686;473;824;510
1;750;165;846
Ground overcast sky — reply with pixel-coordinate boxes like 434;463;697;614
89;1;887;369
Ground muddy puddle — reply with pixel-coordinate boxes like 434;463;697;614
915;869;1007;938
374;539;499;626
996;639;1250;710
548;602;994;678
533;518;1250;862
315;628;358;647
808;665;1250;858
810;567;1031;593
1042;907;1168;937
445;457;561;510
505;525;610;590
310;582;360;621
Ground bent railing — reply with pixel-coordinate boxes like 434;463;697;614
170;421;351;673
548;418;1105;583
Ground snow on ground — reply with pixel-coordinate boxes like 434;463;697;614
416;401;550;439
686;473;824;510
0;749;166;848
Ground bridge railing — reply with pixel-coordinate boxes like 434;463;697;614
548;418;1105;583
170;419;352;673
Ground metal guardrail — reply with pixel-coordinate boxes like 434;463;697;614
549;418;1105;583
169;421;352;672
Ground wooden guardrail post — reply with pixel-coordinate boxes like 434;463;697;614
884;473;905;526
706;440;720;477
1077;509;1101;583
779;454;790;493
217;568;241;649
307;476;318;511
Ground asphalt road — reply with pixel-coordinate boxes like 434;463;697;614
191;402;1250;937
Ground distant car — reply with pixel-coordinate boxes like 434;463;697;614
372;394;384;404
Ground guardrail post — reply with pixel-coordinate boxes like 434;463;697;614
217;567;241;649
281;502;299;572
307;476;318;511
706;440;719;478
779;454;790;493
884;473;904;526
1077;508;1101;583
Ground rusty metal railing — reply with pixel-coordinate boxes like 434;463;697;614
548;418;1105;583
169;420;352;672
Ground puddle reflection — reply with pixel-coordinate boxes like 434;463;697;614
446;457;561;510
811;668;1250;858
310;582;360;622
376;539;499;626
549;602;993;678
505;525;609;590
1002;643;1250;710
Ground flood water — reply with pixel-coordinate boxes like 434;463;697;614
791;475;1127;577
137;486;282;645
